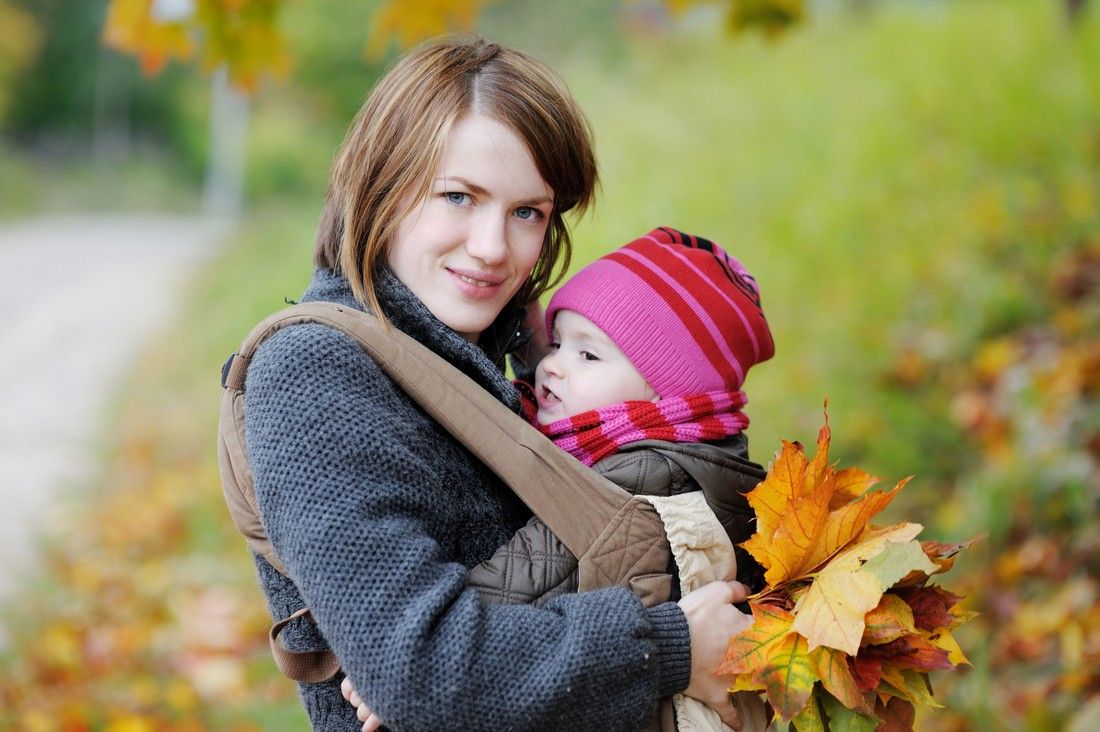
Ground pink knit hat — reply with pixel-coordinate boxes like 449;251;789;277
545;227;775;398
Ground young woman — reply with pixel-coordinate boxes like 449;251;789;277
241;36;752;731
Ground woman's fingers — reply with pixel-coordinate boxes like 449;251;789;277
340;676;354;702
725;580;748;604
342;675;377;729
679;580;755;725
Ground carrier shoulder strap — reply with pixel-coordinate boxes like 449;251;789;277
217;302;673;682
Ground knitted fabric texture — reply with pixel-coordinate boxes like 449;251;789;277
539;390;749;467
242;267;693;731
546;226;775;398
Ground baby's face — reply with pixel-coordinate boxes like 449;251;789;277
533;309;657;426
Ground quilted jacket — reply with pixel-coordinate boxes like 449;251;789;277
468;435;768;606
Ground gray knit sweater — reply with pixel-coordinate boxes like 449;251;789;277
243;267;693;731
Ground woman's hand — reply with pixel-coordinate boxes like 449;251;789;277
678;580;754;731
340;676;384;732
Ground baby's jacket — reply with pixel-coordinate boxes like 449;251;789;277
468;434;767;605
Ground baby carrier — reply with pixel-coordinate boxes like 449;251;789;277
217;301;768;731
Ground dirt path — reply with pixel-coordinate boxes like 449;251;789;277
0;214;225;601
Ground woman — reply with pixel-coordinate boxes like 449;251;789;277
242;36;752;731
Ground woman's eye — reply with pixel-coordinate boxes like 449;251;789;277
446;192;470;206
515;206;544;221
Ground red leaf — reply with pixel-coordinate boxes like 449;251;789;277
874;695;916;731
849;654;882;693
861;634;953;673
894;586;963;631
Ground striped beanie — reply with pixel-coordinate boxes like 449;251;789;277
545;227;774;398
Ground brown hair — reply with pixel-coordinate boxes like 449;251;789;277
314;36;598;325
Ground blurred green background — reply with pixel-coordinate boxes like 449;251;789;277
0;0;1097;729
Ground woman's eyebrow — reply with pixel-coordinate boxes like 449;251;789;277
436;176;488;196
436;176;552;206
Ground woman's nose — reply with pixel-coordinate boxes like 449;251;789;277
465;212;509;266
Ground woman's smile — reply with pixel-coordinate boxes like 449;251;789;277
447;266;505;299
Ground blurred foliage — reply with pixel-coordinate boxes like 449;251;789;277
104;0;290;92
0;0;40;120
0;1;1098;729
101;0;807;93
2;0;208;187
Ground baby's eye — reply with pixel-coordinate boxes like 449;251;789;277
445;192;471;206
514;206;544;221
581;351;600;362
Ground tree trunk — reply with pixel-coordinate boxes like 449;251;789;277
202;67;249;218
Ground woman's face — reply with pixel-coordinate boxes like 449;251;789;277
388;113;553;342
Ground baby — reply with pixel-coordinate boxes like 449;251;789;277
469;226;776;604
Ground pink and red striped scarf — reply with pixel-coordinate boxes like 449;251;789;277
517;384;749;467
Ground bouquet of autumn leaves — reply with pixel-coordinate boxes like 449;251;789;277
719;416;976;730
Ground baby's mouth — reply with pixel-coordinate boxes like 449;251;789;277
538;385;560;409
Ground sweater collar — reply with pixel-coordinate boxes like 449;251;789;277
301;267;527;411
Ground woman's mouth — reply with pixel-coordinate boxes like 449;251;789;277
447;268;504;301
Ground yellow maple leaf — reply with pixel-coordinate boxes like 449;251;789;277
791;524;935;655
754;630;819;721
748;473;833;585
743;417;907;585
719;602;824;721
862;593;918;646
878;666;943;709
719;602;797;676
812;645;870;712
799;478;907;573
829;465;881;508
745;438;807;539
926;627;971;666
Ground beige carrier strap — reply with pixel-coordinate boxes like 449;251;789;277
268;607;342;683
218;302;673;683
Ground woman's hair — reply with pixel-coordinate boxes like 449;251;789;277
314;35;598;324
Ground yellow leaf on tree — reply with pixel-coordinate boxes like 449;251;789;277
367;0;490;58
